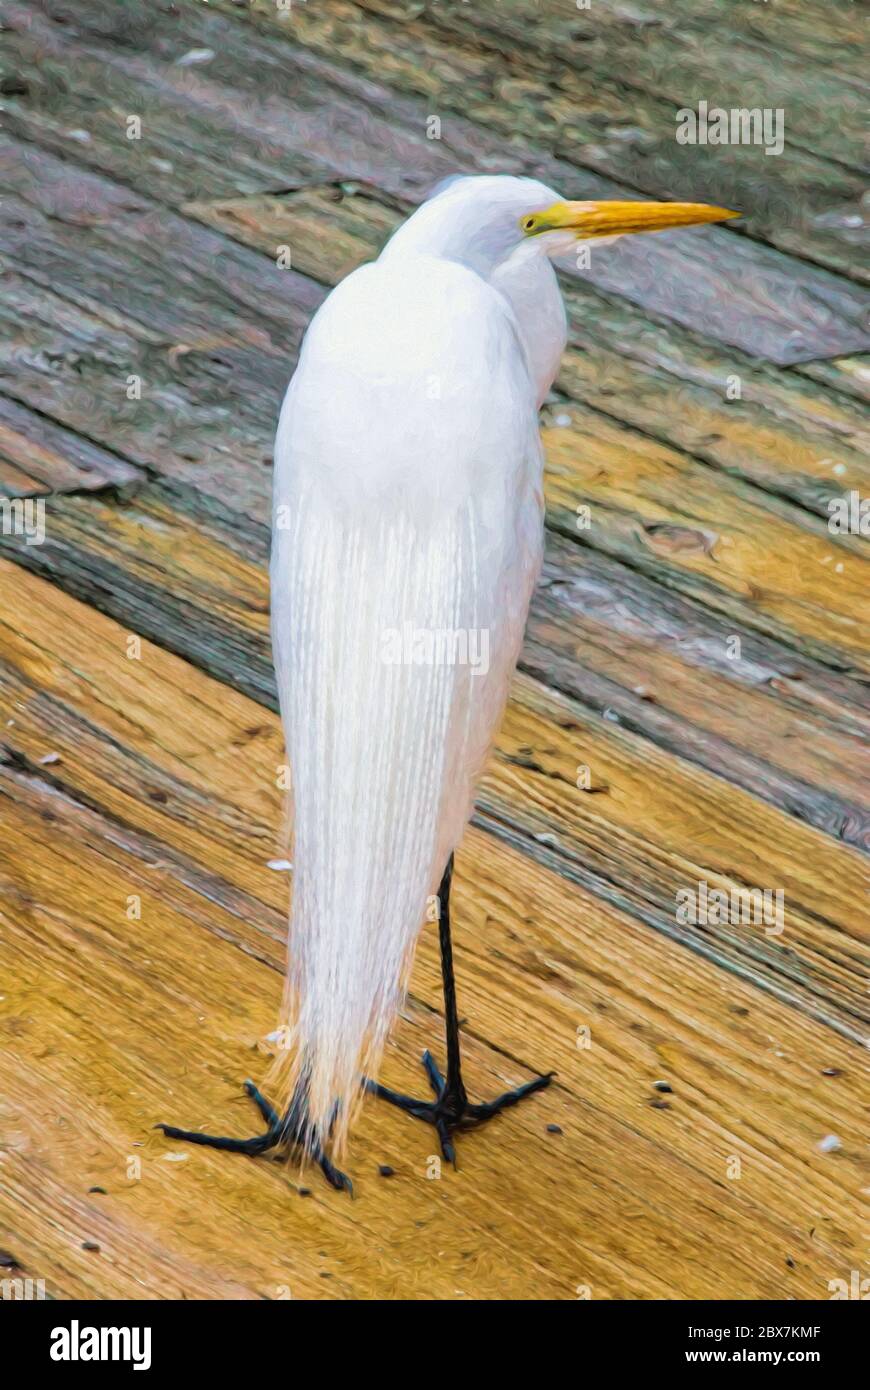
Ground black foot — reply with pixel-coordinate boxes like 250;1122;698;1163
156;1080;353;1194
365;1050;553;1166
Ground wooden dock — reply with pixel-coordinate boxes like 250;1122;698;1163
0;0;867;1300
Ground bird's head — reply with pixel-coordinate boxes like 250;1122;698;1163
388;175;738;276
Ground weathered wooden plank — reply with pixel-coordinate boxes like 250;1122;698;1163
0;481;277;706
556;291;870;513
629;0;865;82
2;477;868;854
3;4;868;362
1;553;866;1043
3;164;866;680
186;187;402;289
485;677;870;1035
0;272;281;520
4;176;867;556
0;563;865;1298
0;141;324;359
800;355;870;406
411;0;869;172
0;5;332;205
620;0;867;82
0;773;571;1301
530;534;870;830
2;153;866;655
3;769;863;1301
210;0;869;283
356;0;867;86
0;395;142;497
541;408;869;675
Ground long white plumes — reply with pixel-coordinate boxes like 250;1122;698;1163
268;179;559;1157
270;492;535;1154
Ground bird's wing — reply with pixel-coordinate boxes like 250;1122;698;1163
268;255;543;1148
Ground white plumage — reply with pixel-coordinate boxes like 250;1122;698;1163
266;175;736;1157
269;179;557;1152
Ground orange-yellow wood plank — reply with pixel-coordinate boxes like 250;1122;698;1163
0;562;865;1299
1;558;865;1039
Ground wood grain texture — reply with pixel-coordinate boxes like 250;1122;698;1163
3;138;867;522
224;0;869;283
0;563;865;1300
3;0;869;362
0;395;142;497
541;411;869;674
1;0;867;1305
1;157;866;677
1;552;866;1045
409;0;868;171
3;479;868;847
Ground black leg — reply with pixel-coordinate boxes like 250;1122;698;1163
436;855;468;1116
156;1080;353;1195
364;854;554;1164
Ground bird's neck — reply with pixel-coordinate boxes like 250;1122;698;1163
381;212;565;405
491;248;567;406
381;201;523;281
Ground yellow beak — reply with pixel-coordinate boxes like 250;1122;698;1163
521;199;740;239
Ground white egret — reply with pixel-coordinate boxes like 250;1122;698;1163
160;176;736;1190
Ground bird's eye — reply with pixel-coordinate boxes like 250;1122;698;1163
522;216;537;232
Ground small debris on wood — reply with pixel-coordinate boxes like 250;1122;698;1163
821;1067;841;1077
38;752;62;765
642;521;719;556
817;1134;841;1153
546;1124;563;1135
652;1080;673;1093
298;1187;311;1197
649;1098;672;1110
378;1165;395;1177
0;1250;20;1268
81;1241;101;1253
267;859;293;872
785;1257;795;1268
88;1186;107;1195
175;48;215;66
